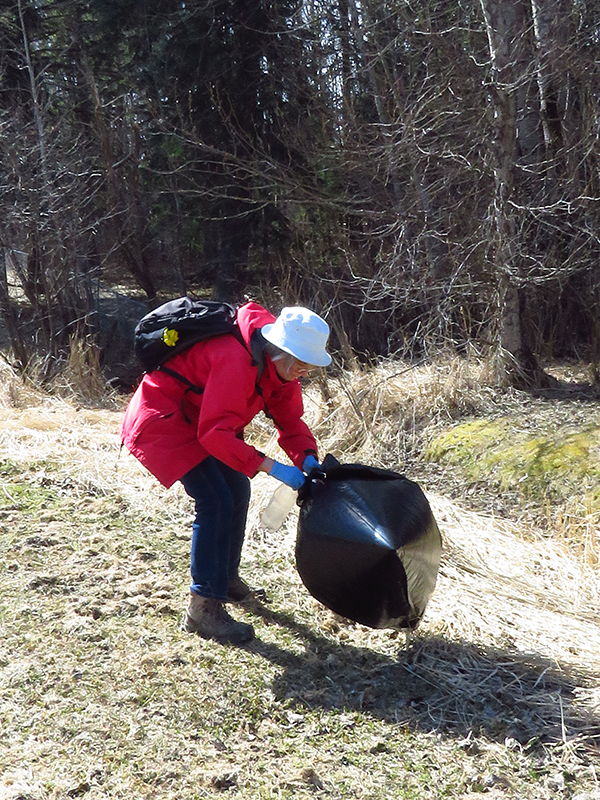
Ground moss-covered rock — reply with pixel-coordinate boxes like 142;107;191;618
425;417;600;508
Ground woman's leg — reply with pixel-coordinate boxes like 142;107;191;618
180;457;254;643
180;457;250;600
219;461;251;582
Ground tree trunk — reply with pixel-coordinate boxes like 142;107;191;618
0;250;30;370
77;39;156;301
479;0;553;388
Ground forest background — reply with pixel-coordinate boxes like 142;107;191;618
1;0;600;389
2;3;600;798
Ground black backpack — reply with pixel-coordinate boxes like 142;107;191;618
134;297;240;372
133;296;272;425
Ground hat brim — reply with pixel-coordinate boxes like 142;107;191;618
262;323;332;367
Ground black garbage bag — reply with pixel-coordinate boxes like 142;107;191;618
295;454;442;630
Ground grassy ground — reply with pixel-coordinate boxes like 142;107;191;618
1;358;599;799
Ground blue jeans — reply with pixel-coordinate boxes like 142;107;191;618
180;457;251;600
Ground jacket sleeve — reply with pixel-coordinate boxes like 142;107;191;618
266;380;318;468
193;341;266;477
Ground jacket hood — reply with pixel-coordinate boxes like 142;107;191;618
236;302;276;349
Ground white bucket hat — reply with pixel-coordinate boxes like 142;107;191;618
262;307;332;367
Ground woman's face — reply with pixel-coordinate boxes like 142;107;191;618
273;354;315;381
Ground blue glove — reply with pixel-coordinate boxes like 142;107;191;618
302;455;320;473
269;461;306;491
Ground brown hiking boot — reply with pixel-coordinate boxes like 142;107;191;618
184;593;254;644
227;575;268;604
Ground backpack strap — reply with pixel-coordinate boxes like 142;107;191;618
156;365;205;424
248;329;290;433
249;329;268;379
157;365;205;395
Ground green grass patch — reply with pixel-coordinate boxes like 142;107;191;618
0;472;59;513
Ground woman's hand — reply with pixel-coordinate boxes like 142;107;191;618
302;455;320;473
264;460;306;490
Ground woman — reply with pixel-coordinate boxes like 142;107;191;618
120;302;331;644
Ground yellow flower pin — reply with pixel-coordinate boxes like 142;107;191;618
162;328;179;347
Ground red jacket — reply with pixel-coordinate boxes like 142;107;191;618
120;302;318;487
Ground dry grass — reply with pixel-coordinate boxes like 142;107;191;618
1;357;599;800
300;355;498;470
4;336;122;411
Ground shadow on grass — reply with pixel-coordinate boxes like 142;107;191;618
534;378;600;402
244;602;598;751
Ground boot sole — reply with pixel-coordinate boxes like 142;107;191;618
184;613;255;644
